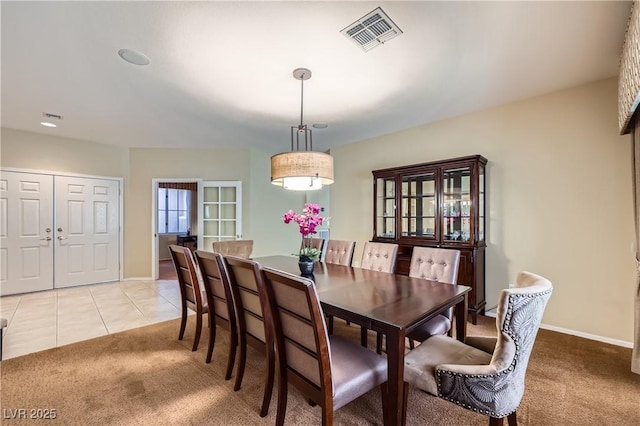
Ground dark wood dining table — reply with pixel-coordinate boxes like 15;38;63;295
254;255;471;426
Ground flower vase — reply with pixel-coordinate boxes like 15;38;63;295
298;256;315;277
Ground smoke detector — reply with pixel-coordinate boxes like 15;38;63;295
340;7;403;52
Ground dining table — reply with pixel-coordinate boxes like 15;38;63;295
253;255;471;426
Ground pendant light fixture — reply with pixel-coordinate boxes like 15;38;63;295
271;68;334;191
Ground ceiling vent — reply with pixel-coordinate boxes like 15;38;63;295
42;112;64;121
340;7;403;52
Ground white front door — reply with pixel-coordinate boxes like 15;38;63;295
54;176;120;288
0;171;55;295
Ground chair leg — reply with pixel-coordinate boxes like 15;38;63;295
178;305;188;340
205;319;217;363
225;329;238;380
489;417;504;426
234;334;247;391
408;338;415;350
322;406;333;426
328;315;334;335
489;412;517;426
275;377;288;426
192;311;202;351
259;343;276;417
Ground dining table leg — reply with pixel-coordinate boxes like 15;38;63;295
384;326;405;426
454;293;468;342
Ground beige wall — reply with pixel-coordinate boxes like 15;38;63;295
0;127;129;177
330;77;635;343
247;149;306;258
126;147;252;277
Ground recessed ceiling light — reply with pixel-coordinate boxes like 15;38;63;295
40;122;56;128
118;48;150;66
313;123;329;129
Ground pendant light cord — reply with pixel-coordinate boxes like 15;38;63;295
299;72;305;128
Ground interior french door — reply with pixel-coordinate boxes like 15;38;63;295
0;171;55;294
54;176;120;288
0;170;121;295
200;181;242;252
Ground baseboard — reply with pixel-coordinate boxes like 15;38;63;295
123;277;154;281
483;309;633;348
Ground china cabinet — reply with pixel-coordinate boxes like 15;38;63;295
372;155;487;323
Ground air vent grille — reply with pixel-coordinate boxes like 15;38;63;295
341;7;402;52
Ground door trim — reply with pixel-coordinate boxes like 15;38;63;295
151;178;203;280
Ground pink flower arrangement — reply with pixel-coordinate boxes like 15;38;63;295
283;203;325;261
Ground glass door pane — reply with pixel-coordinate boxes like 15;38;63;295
401;172;436;238
442;166;471;242
478;164;485;242
375;177;395;238
199;181;242;249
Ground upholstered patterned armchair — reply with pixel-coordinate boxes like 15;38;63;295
403;271;553;425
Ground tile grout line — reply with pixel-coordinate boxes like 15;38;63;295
88;285;110;337
119;282;153;327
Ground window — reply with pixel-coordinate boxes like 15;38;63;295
158;188;190;234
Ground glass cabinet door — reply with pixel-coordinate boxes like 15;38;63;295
375;177;396;238
401;172;436;238
442;166;472;242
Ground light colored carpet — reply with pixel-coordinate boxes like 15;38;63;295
1;316;639;425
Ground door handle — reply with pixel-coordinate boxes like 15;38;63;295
40;237;52;241
57;236;67;240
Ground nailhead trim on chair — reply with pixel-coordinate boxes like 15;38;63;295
436;287;552;418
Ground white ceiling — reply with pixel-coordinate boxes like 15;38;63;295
1;1;632;154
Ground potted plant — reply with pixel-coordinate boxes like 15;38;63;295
283;203;325;275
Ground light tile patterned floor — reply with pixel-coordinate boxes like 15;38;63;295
0;280;182;360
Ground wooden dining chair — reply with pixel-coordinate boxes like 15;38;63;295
359;241;399;349
406;246;461;348
261;266;388;426
212;239;254;259
224;256;275;417
194;250;238;378
168;245;208;351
